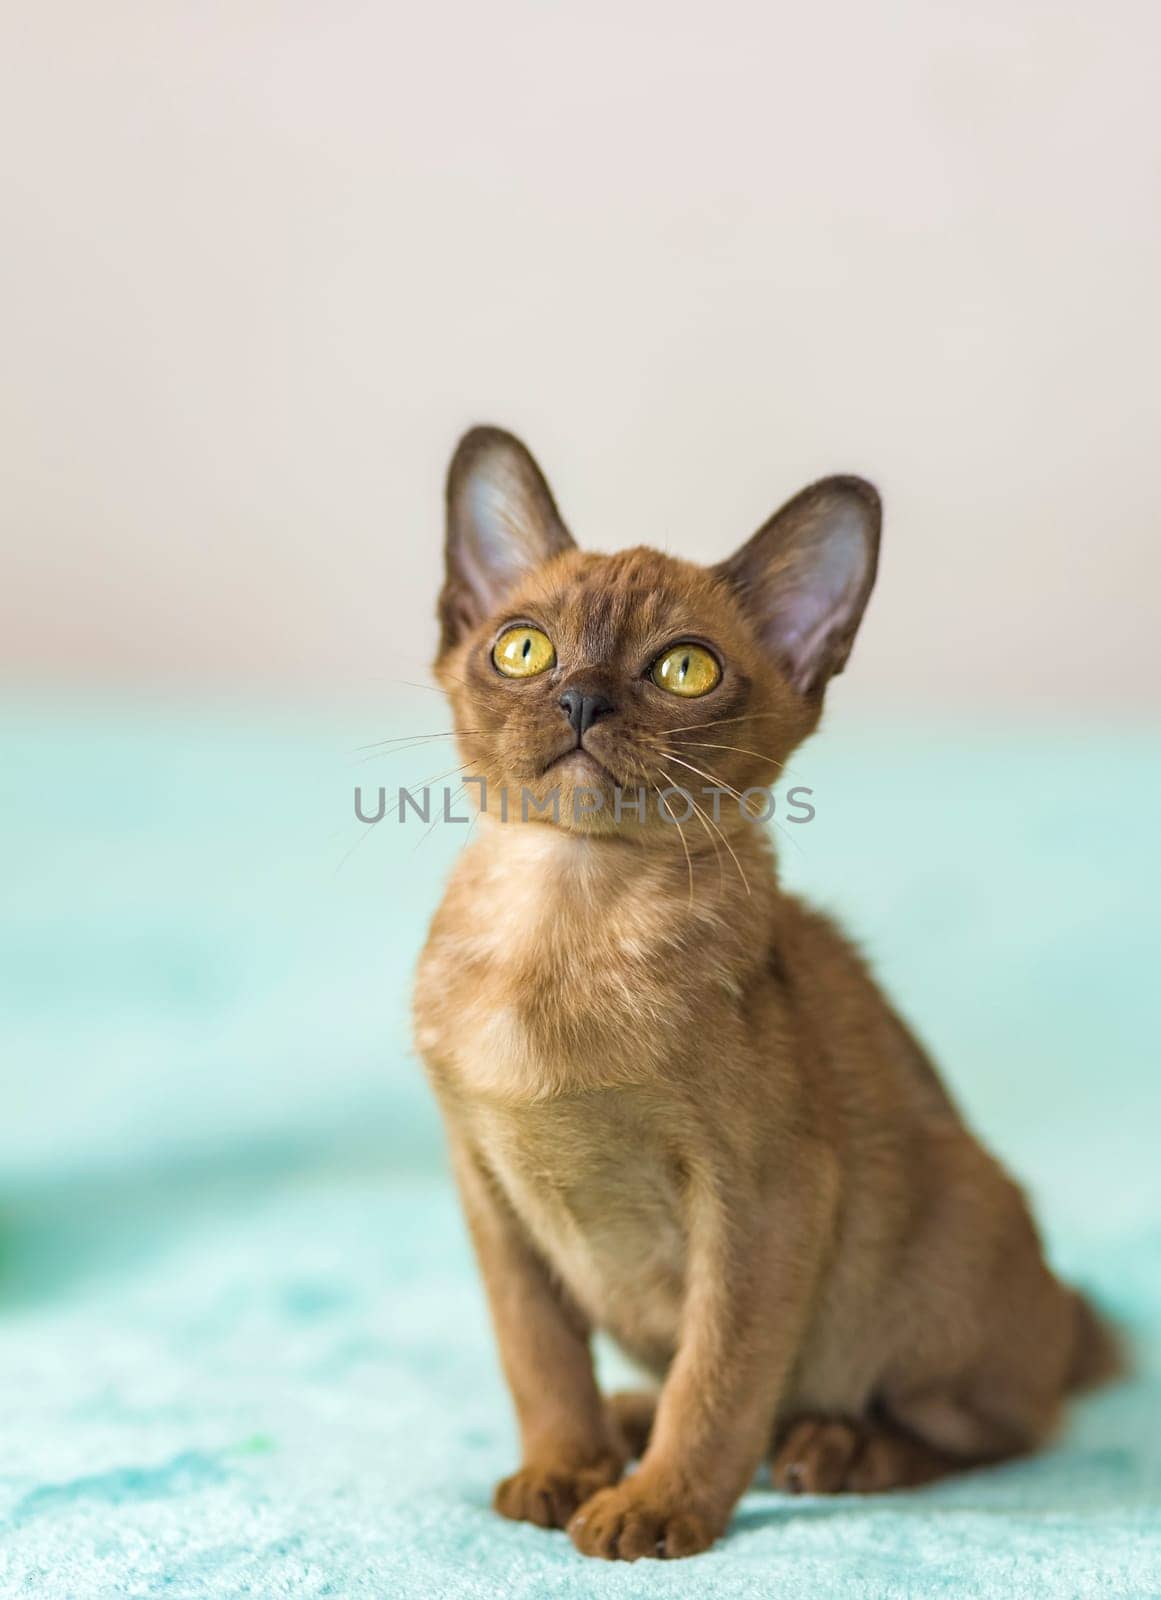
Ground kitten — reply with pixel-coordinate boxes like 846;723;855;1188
413;427;1119;1561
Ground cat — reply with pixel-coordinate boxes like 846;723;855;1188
412;426;1120;1561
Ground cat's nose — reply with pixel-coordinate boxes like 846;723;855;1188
558;687;615;738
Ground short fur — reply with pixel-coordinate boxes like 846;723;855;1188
413;427;1119;1561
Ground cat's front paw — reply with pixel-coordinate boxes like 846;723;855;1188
493;1453;622;1530
567;1479;719;1560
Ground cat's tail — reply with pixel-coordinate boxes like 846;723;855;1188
1067;1289;1126;1391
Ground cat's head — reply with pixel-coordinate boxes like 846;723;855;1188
435;427;880;837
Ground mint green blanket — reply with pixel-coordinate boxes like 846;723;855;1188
2;701;1158;1597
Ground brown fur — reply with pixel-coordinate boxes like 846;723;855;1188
413;427;1119;1560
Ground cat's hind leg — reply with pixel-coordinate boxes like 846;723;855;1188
771;1415;953;1494
771;1364;1066;1495
606;1390;657;1460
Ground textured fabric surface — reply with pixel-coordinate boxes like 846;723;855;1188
2;701;1159;1597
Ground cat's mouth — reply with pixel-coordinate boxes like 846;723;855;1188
544;745;617;783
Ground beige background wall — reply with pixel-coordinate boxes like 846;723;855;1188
3;0;1159;711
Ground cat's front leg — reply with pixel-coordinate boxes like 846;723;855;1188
449;1134;626;1528
568;1149;835;1560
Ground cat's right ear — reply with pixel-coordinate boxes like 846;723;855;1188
438;427;576;653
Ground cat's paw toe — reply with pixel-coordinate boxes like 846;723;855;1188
772;1417;863;1494
493;1456;621;1530
772;1414;950;1493
567;1482;717;1560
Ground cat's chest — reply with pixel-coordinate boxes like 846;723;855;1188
415;829;708;1101
418;916;674;1102
469;1092;689;1359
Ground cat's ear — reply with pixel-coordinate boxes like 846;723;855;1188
716;476;881;696
438;426;576;651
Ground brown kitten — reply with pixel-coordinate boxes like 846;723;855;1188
413;426;1120;1561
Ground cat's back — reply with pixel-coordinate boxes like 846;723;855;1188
768;889;962;1136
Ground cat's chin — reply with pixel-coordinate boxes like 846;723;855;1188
544;748;616;784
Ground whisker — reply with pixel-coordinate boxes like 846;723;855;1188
357;740;461;768
390;663;474;694
775;819;806;859
652;761;723;894
664;711;797;734
649;778;694;911
463;801;482;848
412;775;477;852
337;758;478;875
432;665;474;693
400;757;479;799
670;737;792;775
333;816;379;876
649;748;747;806
654;746;805;861
655;758;750;899
397;678;449;696
356;729;478;755
682;786;725;895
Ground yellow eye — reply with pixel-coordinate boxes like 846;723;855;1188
493;625;556;678
651;643;721;697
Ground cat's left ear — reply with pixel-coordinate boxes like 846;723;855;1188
438;426;576;652
716;476;881;696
